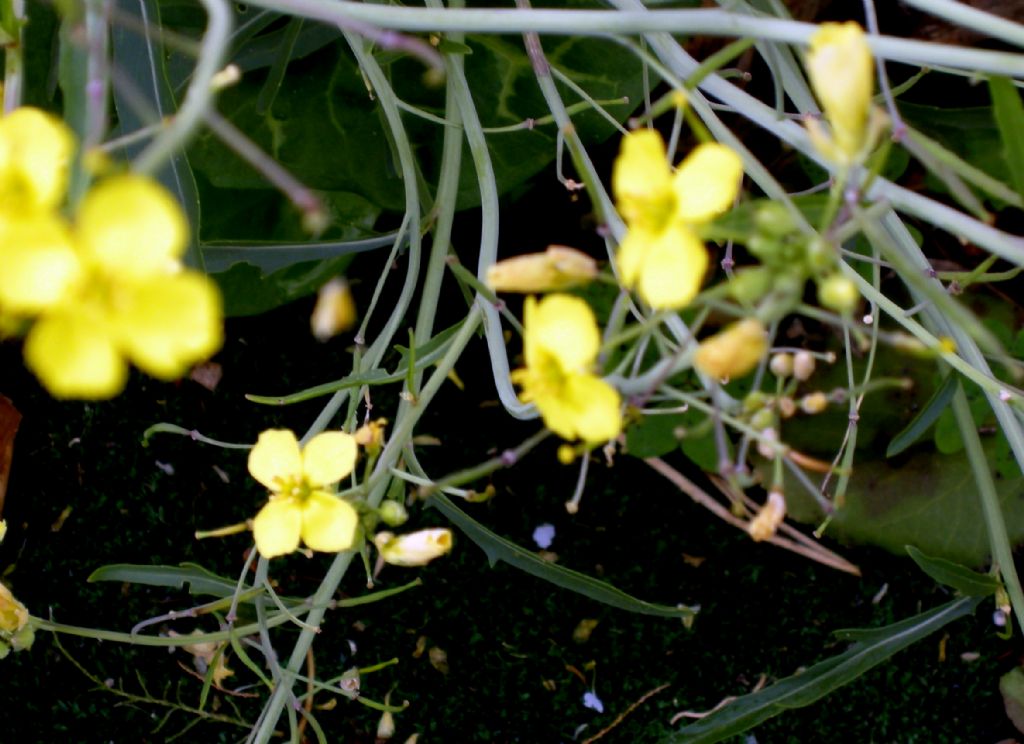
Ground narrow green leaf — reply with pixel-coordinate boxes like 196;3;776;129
905;545;1001;597
989;76;1024;201
429;494;696;619
668;597;981;743
886;371;958;457
201;232;400;274
87;562;250;598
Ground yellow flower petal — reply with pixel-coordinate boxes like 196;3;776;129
0;107;74;212
612;129;673;231
0;215;81;314
252;497;303;558
300;491;359;552
248;429;303;492
693;318;768;380
635;225;708;310
301;431;358;487
114;272;223;379
23;312;127;399
374;528;453;566
529;294;599;373
672;143;744;222
76;175;188;278
564;374;622;443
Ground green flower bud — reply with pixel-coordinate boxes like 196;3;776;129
754;202;797;238
805;237;836;273
728;266;772;305
750;408;775;430
379;500;409;528
743;390;769;413
818;274;860;315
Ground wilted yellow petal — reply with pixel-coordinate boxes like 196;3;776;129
486;245;597;293
302;431;358;487
0;581;28;633
374;528;453;566
23;312;127;399
0;107;74;212
76;175;188;277
311;277;357;341
693;318;768;380
252;497;303;558
0;215;80;314
115;272;223;379
248;429;303;491
672;143;743;222
300;491;359;552
748;489;786;542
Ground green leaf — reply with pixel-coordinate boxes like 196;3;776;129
886;371;958;457
906;545;1001;596
989;76;1024;201
668;596;982;743
88;562;250;598
428;493;696;619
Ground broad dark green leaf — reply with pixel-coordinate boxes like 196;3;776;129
906;545;1001;597
989;76;1024;201
429;493;697;619
886;371;958;457
668;596;981;743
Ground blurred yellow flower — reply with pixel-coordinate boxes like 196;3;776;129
0;107;74;214
249;429;360;558
486;245;597;293
805;22;875;164
511;294;621;443
0;582;28;634
693;318;768;381
612;130;742;309
374;528;453;566
21;175;222;399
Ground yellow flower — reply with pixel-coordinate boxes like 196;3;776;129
612;130;743;309
693;318;768;381
805;22;874;164
373;528;453;566
248;429;360;558
511;294;621;443
311;277;357;341
0;582;28;634
0;213;80;316
21;175;222;399
486;245;598;293
0;107;74;214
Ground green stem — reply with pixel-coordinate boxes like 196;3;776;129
952;382;1024;632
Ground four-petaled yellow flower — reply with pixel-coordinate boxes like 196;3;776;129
0;107;223;400
511;294;621;443
805;22;875;164
249;429;360;558
612;129;743;309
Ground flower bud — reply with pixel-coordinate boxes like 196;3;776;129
311;277;357;340
693;318;768;381
777;396;797;419
800;391;829;414
818;273;859;315
0;582;28;634
748;489;786;542
379;500;409;527
374;528;453;566
749;408;775;430
793;350;816;381
728;266;772;305
354;417;388;454
0;519;6;544
754;202;796;238
806;22;874;163
769;353;793;378
486;245;597;293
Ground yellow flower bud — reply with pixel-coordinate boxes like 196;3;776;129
769;353;793;379
374;528;453;567
793;350;816;381
818;273;859;315
311;277;357;341
806;22;874;163
486;245;598;293
693;318;768;381
748;489;786;542
0;519;5;544
800;391;829;414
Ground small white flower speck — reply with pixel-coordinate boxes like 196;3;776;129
532;523;556;549
1000;389;1012;402
583;691;604;713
